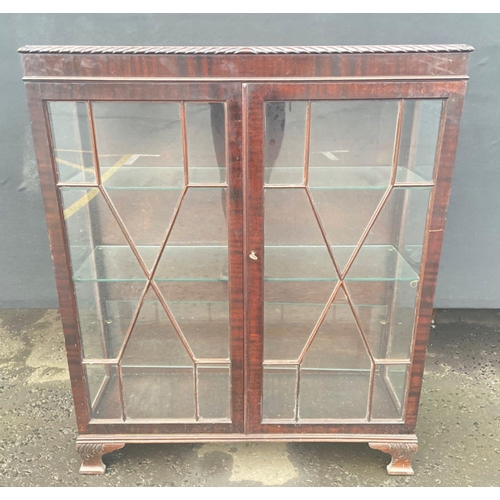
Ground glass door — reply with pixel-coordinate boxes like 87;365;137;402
44;83;243;432
246;82;448;432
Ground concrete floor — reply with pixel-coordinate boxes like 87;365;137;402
0;308;498;486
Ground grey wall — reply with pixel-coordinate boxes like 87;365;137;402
1;13;499;308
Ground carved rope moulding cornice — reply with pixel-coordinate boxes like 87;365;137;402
18;44;474;55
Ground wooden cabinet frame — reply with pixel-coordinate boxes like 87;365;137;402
20;44;472;475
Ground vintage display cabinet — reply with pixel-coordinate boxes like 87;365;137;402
20;44;472;475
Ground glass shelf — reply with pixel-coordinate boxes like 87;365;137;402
61;165;432;189
72;244;419;283
266;245;419;281
265;165;431;188
65;166;226;188
72;245;229;282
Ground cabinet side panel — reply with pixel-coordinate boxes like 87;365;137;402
404;84;467;426
24;82;91;432
227;85;245;431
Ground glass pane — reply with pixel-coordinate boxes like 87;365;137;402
122;367;195;420
399;188;433;273
47;101;95;184
372;364;409;419
264;301;327;361
92;102;185;269
386;281;418;360
299;371;370;420
264;188;337;361
310;189;388;272
345;281;418;361
186;102;226;184
262;366;297;420
105;188;182;270
397;100;443;183
343;283;388;359
261;98;433;423
198;364;231;420
308;100;399;272
265;101;306;185
167;300;229;359
155;187;229;359
309;100;399;182
60;188;146;281
301;288;371;370
61;187;146;360
298;288;371;420
75;281;145;360
121;287;192;368
346;187;431;360
74;280;105;360
121;286;195;420
93;101;183;173
347;188;431;280
85;364;122;419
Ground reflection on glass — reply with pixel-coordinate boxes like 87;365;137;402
103;188;182;270
47;101;95;184
397;100;443;183
311;189;387;272
61;187;144;280
398;188;433;273
309;99;399;183
264;302;327;361
264;101;306;185
299;371;370;420
156;188;228;279
187;103;226;184
167;301;229;359
301;289;370;371
383;282;419;360
93;102;183;172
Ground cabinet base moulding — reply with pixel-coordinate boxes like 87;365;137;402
76;434;417;475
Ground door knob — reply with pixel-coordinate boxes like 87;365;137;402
249;251;258;261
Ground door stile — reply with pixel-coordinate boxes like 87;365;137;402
226;83;245;432
243;83;266;433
